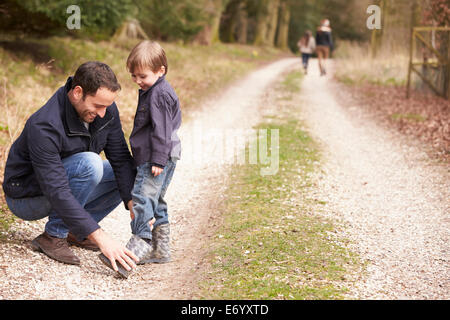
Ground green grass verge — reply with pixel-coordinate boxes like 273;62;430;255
0;204;15;239
199;70;359;300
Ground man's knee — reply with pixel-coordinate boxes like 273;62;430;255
66;152;104;184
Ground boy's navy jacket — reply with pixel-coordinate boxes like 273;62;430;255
2;77;136;240
130;75;181;167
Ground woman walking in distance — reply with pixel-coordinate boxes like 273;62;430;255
315;19;333;76
297;30;316;75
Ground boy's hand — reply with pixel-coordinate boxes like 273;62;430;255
152;165;163;177
129;212;155;230
128;199;156;230
128;200;134;220
149;217;156;230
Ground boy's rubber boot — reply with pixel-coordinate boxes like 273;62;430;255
140;223;171;264
98;234;153;278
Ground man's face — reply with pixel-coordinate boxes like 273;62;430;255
71;86;117;123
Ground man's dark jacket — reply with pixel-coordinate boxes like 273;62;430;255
2;77;136;240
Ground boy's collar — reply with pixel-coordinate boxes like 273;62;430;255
139;75;165;95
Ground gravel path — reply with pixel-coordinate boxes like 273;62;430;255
0;58;299;300
300;60;449;299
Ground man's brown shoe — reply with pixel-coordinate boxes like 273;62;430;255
31;232;80;265
67;232;99;251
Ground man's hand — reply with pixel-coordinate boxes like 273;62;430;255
88;228;138;272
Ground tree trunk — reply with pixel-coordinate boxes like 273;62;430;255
275;0;290;49
113;18;148;41
236;1;248;44
193;0;227;45
221;0;241;43
446;33;450;99
253;0;270;46
266;0;280;46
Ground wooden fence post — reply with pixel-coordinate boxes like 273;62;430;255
447;34;450;99
406;28;414;99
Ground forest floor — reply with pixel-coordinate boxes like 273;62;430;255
0;58;448;299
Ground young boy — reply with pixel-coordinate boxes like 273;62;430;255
119;41;181;275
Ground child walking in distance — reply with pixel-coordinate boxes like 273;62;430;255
100;41;181;278
297;30;316;75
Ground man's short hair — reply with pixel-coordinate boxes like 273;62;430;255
126;40;168;75
71;61;121;99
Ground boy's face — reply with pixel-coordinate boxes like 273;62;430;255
131;66;165;91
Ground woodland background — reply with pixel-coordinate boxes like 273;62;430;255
1;0;447;52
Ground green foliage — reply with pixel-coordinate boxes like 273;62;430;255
137;0;207;42
0;0;61;35
1;0;377;46
2;0;134;38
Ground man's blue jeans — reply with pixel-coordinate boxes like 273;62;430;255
5;152;122;239
130;158;177;240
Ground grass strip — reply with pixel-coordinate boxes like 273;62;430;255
199;70;359;299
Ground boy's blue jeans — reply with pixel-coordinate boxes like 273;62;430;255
130;158;177;240
5;152;122;239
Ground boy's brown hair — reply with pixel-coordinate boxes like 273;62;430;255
126;40;168;75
